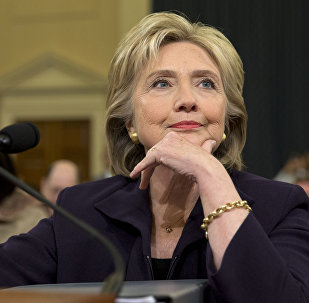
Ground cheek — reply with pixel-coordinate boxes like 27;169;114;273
134;97;167;129
206;100;226;124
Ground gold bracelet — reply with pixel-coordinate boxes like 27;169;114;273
201;200;252;239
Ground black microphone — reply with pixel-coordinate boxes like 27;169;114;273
0;122;40;153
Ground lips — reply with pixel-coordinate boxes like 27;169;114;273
169;121;202;129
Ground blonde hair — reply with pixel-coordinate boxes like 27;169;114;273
106;12;247;176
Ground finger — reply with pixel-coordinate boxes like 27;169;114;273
130;154;159;179
130;164;141;179
202;139;217;154
139;166;156;190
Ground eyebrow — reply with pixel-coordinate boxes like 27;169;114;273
145;69;221;83
191;70;221;83
145;70;176;81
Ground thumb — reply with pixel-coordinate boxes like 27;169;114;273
202;139;217;154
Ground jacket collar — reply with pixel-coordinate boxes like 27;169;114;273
94;177;153;247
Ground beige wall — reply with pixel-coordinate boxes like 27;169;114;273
0;0;150;77
0;0;150;179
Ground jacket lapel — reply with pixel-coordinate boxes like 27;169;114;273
94;178;152;255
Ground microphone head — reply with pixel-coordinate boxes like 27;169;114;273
0;122;40;153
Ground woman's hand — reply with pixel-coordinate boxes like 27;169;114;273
130;131;216;190
130;131;240;210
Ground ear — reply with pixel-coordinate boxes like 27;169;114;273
125;119;136;136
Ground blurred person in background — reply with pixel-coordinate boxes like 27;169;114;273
275;151;309;195
0;153;48;243
40;159;80;214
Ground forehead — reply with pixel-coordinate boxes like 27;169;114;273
145;41;220;74
48;165;76;182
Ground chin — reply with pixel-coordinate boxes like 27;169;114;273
177;132;207;146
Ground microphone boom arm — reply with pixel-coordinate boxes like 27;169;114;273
0;166;125;295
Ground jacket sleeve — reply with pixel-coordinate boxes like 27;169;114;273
206;185;309;303
0;217;57;287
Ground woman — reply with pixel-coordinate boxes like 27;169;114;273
0;12;308;303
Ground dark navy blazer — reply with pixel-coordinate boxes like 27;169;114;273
0;169;309;303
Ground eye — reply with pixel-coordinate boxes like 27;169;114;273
152;79;170;88
200;79;216;89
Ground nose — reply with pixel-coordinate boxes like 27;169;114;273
174;84;198;112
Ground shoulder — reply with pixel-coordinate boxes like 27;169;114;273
0;190;39;221
230;169;306;199
21;205;49;220
230;169;309;232
56;175;138;209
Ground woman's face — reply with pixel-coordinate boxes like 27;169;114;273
127;41;227;152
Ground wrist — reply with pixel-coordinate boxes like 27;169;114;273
201;200;252;239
